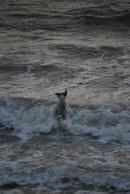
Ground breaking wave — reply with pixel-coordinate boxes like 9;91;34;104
0;96;130;144
0;164;130;191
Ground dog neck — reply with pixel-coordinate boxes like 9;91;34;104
58;95;66;105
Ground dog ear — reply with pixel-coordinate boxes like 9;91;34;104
63;89;67;97
55;93;60;98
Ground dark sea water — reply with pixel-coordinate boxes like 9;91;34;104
0;1;130;194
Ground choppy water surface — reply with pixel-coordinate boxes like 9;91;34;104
0;0;130;193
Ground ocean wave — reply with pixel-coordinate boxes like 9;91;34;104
0;164;130;191
1;0;130;31
0;96;130;143
64;5;130;19
49;44;124;59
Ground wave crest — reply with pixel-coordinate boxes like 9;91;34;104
0;96;130;143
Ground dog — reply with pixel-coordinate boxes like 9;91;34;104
55;89;67;120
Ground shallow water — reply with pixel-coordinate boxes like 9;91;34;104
0;97;130;193
0;0;130;193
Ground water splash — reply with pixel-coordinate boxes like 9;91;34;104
0;96;130;143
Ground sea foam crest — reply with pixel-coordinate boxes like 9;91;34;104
0;164;130;191
0;96;130;143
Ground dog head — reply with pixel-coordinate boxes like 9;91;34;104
55;89;67;98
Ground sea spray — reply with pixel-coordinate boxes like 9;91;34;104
0;96;130;143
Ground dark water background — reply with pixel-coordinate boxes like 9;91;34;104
0;1;130;194
0;0;130;103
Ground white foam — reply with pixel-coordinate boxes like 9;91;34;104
0;97;56;138
0;164;130;191
0;97;130;143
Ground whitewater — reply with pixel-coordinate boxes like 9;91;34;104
0;96;130;194
0;96;130;144
0;0;130;194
